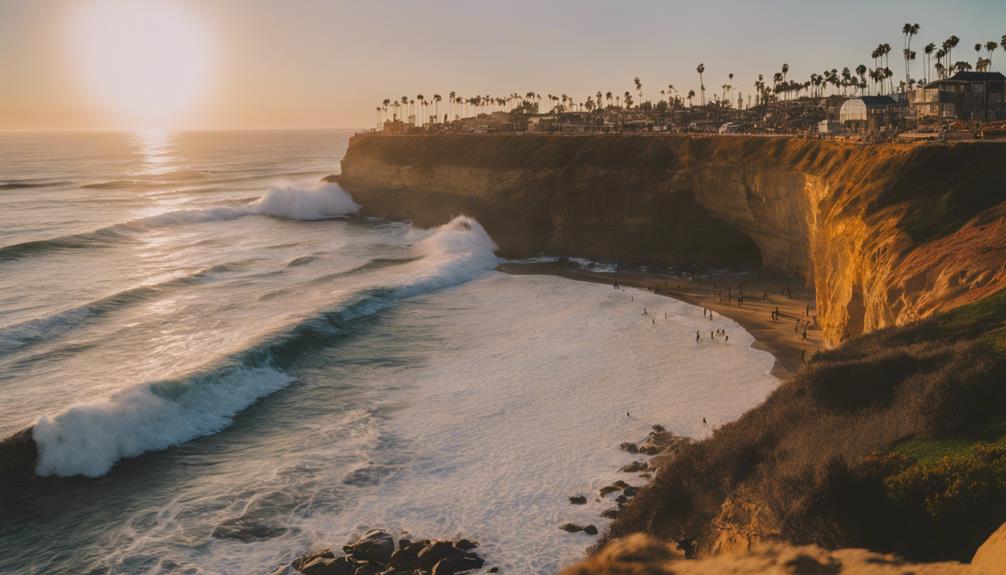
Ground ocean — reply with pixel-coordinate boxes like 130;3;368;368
0;130;778;574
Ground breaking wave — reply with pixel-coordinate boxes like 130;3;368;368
0;183;359;263
28;216;498;478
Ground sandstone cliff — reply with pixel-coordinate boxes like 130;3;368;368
338;134;1006;344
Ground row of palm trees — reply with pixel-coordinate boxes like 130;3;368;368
376;25;1006;127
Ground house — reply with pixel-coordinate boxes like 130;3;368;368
839;96;899;132
526;114;558;133
909;71;1006;121
818;119;847;135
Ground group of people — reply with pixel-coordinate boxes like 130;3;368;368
695;328;729;343
615;277;820;352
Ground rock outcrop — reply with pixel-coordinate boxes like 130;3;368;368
337;134;1006;344
562;520;1006;575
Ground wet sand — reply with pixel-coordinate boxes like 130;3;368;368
499;262;823;380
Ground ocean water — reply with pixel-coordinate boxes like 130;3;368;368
0;130;778;574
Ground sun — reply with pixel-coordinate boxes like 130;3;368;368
69;0;214;128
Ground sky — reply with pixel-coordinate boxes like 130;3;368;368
1;0;1004;130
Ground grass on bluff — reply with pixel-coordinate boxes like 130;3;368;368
608;289;1006;562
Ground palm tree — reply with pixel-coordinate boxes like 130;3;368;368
634;77;642;103
687;89;695;107
696;63;706;106
986;41;1000;66
605;91;613;109
902;23;920;85
944;35;960;73
416;95;425;125
855;65;868;95
433;94;442;122
924;43;936;83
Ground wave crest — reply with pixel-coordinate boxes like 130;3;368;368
252;183;359;220
29;215;498;478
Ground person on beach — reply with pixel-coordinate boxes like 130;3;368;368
703;308;707;318
642;307;648;315
652;318;656;325
802;326;808;340
703;417;707;424
696;330;700;342
709;310;714;320
614;280;620;289
710;330;714;340
801;349;807;363
806;303;811;316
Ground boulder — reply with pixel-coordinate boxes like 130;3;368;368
417;541;462;571
622;486;638;497
612;480;629;489
619;442;639;454
600;508;620;519
568;495;587;505
619;461;648;473
972;522;1006;575
599;485;621;497
344;530;395;567
583;525;599;535
292;550;336;571
352;564;381;575
431;553;485;575
652;424;666;432
561;523;584;533
299;556;354;575
455;539;479;551
388;546;419;571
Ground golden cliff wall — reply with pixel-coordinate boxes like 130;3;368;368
337;134;1006;344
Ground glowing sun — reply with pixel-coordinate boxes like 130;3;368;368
69;0;214;128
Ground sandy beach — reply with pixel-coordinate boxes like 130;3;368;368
500;261;824;380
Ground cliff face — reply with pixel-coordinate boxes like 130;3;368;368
338;134;1006;343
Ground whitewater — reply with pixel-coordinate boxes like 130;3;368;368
0;130;777;574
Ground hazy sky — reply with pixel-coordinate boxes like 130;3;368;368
1;0;1004;130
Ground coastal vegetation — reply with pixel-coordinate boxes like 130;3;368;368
607;288;1006;561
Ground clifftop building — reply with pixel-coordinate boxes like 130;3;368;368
909;71;1006;121
839;96;899;132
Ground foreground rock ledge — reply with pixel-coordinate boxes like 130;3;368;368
562;521;1006;575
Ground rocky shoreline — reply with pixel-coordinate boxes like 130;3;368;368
270;423;693;575
556;426;694;551
271;530;491;575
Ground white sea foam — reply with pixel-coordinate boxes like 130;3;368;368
33;366;294;477
251;183;360;220
118;183;360;232
287;276;779;574
30;215;498;478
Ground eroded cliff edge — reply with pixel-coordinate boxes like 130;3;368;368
338;134;1006;344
